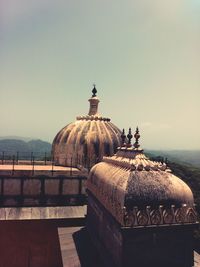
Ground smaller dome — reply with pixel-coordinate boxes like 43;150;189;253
87;128;197;227
52;86;122;168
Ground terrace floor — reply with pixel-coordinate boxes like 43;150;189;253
58;226;103;267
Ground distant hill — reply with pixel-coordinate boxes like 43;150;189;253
0;139;51;159
146;149;200;168
0;136;33;142
27;140;52;153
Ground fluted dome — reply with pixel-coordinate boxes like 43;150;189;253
87;128;197;227
52;86;122;168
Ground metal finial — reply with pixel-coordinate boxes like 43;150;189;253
127;128;133;147
92;84;97;97
121;129;126;147
133;127;140;149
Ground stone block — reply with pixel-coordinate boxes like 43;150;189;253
62;179;79;195
4;179;21;195
24;180;41;195
45;180;59;195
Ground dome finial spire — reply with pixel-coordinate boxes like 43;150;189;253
127;128;133;147
88;84;100;116
121;128;126;147
133;126;140;149
92;84;97;97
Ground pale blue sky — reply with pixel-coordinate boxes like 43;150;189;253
0;0;200;149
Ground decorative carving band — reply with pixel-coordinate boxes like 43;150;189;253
123;204;198;227
76;115;110;121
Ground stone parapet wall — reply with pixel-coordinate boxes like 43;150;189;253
0;174;87;207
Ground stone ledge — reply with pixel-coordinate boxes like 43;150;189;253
0;206;86;220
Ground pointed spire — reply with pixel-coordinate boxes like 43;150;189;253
92;84;97;97
127;128;133;147
88;85;100;116
133;127;140;149
121;129;126;147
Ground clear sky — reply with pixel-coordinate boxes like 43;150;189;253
0;0;200;149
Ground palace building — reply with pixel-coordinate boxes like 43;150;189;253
0;87;199;267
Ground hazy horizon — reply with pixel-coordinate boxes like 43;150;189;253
1;1;200;150
1;135;200;152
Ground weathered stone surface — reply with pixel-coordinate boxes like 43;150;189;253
23;199;40;206
0;208;6;219
81;180;87;194
0;206;86;220
4;179;21;195
45;180;59;195
63;180;79;195
24;180;41;195
88;147;195;225
0;164;81;177
194;251;200;266
3;199;18;206
0;220;63;267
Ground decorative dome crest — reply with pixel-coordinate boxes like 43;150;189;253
103;127;168;172
76;115;110;121
92;84;97;97
76;85;111;121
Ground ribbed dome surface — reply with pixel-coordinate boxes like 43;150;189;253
87;128;197;227
52;87;122;168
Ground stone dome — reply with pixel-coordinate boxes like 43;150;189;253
87;128;197;227
52;86;122;168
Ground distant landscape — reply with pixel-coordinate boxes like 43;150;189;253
146;149;200;168
0;137;199;167
0;138;51;160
